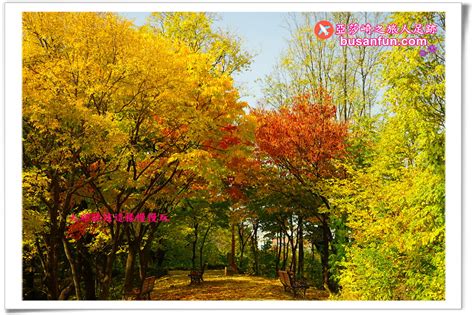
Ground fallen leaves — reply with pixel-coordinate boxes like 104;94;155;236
150;270;329;301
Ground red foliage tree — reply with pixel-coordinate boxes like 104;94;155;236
254;89;348;180
253;89;348;291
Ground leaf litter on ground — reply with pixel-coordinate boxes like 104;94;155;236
150;270;330;300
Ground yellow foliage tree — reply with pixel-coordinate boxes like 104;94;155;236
23;12;250;300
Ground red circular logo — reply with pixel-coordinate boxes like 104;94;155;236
314;20;334;40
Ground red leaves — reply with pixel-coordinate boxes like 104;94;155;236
66;220;89;240
218;135;241;150
220;124;238;133
203;123;242;151
254;89;348;178
218;124;241;150
220;124;243;150
65;213;108;241
227;185;246;201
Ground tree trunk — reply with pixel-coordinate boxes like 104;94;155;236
251;221;260;275
282;227;288;270
275;230;282;276
62;238;81;300
321;214;335;292
288;216;297;274
98;228;121;299
191;222;198;270
290;241;297;274
44;177;63;300
138;244;148;282
98;249;116;299
229;223;238;273
237;223;250;270
123;241;137;293
44;233;60;300
231;223;236;262
98;251;114;299
238;245;245;270
138;221;161;281
199;225;211;272
79;251;96;300
297;216;304;278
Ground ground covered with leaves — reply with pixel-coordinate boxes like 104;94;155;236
150;270;329;300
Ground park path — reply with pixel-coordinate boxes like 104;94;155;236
150;270;329;300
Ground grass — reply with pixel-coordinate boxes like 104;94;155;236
150;269;330;300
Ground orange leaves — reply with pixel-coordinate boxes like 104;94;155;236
226;156;259;174
220;124;238;133
227;185;246;202
254;89;348;178
202;123;243;151
217;135;241;150
66;213;108;241
217;124;241;150
66;220;89;241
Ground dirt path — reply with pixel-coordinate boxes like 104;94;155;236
151;270;329;300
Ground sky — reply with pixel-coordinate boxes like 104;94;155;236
120;12;291;107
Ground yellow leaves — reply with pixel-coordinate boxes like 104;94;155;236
170;149;227;185
334;159;445;300
23;9;253;253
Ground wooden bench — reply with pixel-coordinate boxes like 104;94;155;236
188;263;208;285
123;276;156;300
278;270;309;297
188;270;203;285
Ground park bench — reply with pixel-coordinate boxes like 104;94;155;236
188;270;203;285
278;270;309;297
188;263;208;285
123;276;156;300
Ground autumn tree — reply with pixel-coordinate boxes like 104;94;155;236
22;12;133;299
254;89;348;290
23;12;251;299
147;12;252;75
332;12;446;300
